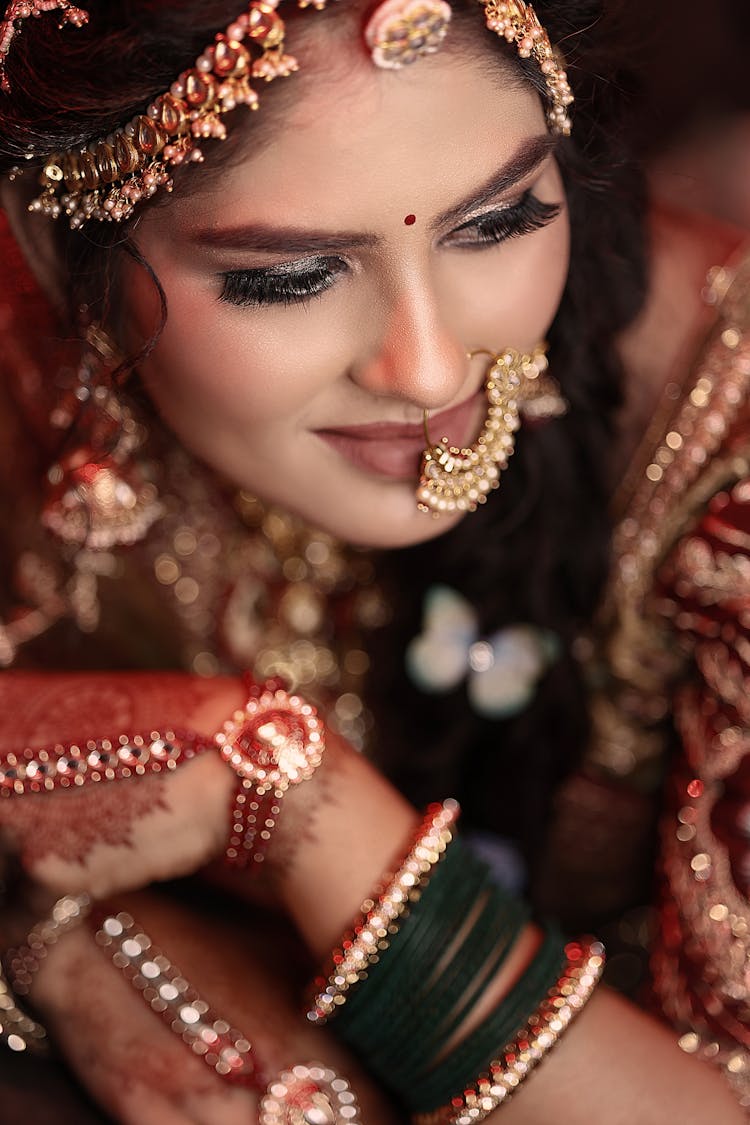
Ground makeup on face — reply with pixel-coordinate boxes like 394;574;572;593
130;39;571;549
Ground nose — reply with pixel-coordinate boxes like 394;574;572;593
350;283;469;412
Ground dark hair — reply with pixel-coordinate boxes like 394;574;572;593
369;0;648;892
0;0;648;892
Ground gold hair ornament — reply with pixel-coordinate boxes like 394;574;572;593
29;1;330;227
482;0;573;135
364;0;453;69
0;1;89;94
23;0;572;228
417;343;563;516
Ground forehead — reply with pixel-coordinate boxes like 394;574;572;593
150;24;545;235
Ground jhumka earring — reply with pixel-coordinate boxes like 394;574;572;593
416;343;566;516
42;322;162;551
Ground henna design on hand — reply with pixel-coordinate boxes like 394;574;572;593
0;776;167;865
44;945;248;1120
0;673;227;747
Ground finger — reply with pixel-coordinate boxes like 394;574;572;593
33;927;258;1125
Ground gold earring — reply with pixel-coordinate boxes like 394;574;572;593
416;343;556;516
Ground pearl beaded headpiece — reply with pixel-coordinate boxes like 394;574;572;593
7;0;572;228
0;1;89;94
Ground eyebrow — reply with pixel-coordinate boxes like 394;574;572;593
432;133;557;229
191;133;557;256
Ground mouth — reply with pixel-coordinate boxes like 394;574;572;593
315;391;485;480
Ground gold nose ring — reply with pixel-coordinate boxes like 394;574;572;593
416;343;551;517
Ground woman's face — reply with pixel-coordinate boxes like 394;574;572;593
128;35;570;548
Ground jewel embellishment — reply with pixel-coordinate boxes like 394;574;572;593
482;0;573;135
0;1;89;94
215;685;325;792
216;682;326;868
364;0;452;70
95;912;262;1087
417;344;549;516
0;732;213;796
259;1063;363;1124
29;2;302;226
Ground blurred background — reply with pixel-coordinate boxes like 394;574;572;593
617;0;750;228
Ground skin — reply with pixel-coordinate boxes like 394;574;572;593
2;19;746;1125
127;40;570;548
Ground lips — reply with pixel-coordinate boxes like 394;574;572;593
316;391;484;480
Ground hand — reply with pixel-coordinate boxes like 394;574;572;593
0;673;243;898
21;888;401;1125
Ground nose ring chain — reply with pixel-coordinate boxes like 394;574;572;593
417;343;561;516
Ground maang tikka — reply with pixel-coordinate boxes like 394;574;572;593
416;343;566;516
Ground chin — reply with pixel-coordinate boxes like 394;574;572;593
279;487;467;550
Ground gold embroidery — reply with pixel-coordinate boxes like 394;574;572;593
586;251;750;780
669;535;750;606
586;250;750;1106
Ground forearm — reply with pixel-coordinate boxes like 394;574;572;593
265;737;746;1122
493;988;746;1125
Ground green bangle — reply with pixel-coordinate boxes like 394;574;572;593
381;892;529;1086
335;837;531;1092
407;926;567;1111
338;836;493;1042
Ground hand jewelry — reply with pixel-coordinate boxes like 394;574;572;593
4;892;91;997
260;1062;363;1124
216;678;326;869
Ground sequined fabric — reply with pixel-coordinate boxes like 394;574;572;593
542;249;750;1106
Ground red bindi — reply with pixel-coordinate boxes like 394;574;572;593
404;214;417;226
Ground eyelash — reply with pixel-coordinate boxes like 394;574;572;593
450;192;561;247
218;190;562;309
219;259;345;309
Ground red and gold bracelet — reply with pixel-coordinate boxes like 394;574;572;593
0;730;214;795
0;676;327;870
215;677;326;870
307;799;460;1025
411;937;606;1125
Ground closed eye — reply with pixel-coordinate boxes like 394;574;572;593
219;256;349;309
218;192;561;310
443;191;561;249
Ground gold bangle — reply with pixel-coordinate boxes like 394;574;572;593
0;965;49;1055
5;893;92;997
306;799;460;1025
412;937;605;1125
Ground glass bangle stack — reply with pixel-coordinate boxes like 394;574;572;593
307;800;604;1122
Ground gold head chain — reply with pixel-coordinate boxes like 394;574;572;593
1;0;572;227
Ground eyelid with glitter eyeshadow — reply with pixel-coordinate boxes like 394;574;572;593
218;191;562;309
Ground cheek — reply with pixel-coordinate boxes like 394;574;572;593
444;213;571;349
127;270;302;432
127;259;362;441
